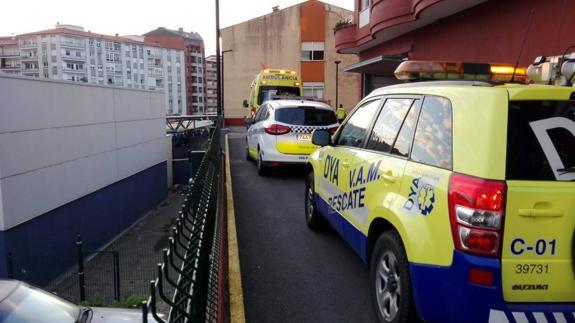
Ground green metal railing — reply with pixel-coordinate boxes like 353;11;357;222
143;117;225;323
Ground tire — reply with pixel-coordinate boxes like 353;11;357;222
305;172;327;230
370;231;419;323
256;149;267;176
245;142;252;161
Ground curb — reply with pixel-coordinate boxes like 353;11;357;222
226;134;246;323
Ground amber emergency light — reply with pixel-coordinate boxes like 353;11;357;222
394;61;527;83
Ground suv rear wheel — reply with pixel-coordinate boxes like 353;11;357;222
370;231;419;323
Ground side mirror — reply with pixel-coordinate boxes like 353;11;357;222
244;117;255;125
312;129;331;147
242;99;249;108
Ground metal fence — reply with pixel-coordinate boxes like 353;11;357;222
143;118;227;323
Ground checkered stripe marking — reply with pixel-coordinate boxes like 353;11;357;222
290;126;332;134
488;309;574;323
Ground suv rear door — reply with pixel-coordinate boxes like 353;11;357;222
502;98;575;302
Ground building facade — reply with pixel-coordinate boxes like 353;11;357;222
0;24;187;115
144;27;206;115
0;37;21;75
335;0;575;95
205;55;218;115
221;0;361;125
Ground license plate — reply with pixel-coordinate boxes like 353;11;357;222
297;133;311;141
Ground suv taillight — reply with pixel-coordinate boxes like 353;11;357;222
329;127;338;135
265;124;291;135
448;173;506;257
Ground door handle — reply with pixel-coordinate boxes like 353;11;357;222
381;170;396;183
518;209;564;217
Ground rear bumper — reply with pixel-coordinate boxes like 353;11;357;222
411;250;575;323
261;146;308;164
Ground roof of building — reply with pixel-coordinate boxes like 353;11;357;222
17;27;183;50
0;37;18;46
144;27;204;43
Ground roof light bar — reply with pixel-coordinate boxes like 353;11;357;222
394;61;527;83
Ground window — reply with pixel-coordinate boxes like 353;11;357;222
359;0;370;27
506;100;575;181
366;98;414;153
303;82;324;99
337;99;381;147
391;101;421;158
301;42;324;61
275;107;337;126
254;105;267;122
411;96;453;169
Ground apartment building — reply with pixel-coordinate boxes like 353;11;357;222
1;24;186;115
221;0;360;125
144;27;206;115
335;0;575;95
0;37;21;75
204;55;217;115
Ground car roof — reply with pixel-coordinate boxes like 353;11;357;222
265;99;332;110
366;81;574;101
0;280;22;302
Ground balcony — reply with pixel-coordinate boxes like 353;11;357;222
60;41;86;49
62;54;87;61
334;0;487;54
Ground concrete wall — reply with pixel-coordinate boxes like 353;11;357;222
222;5;302;121
0;75;166;231
324;4;362;112
0;75;168;284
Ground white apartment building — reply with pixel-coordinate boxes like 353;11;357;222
205;55;217;115
5;25;186;115
0;37;21;75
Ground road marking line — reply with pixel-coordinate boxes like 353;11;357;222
226;134;246;323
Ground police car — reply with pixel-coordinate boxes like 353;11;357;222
245;98;338;175
305;60;575;322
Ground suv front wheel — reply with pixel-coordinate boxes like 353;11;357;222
305;172;327;230
370;231;419;323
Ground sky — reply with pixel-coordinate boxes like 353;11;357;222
0;0;353;55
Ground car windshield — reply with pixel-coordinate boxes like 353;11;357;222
275;106;337;126
258;86;300;104
0;283;80;323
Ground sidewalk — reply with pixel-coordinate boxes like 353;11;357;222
47;188;185;310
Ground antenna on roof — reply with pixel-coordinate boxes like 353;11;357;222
511;8;534;83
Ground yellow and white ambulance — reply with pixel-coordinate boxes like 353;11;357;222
305;60;575;323
243;69;303;119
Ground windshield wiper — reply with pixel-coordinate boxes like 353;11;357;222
76;307;93;323
557;166;575;175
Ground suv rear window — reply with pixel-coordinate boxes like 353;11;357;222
275;107;337;126
507;100;575;181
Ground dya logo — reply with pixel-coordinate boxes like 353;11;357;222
403;177;436;216
530;117;575;181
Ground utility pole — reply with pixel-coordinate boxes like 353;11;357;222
216;0;222;117
335;60;341;108
221;49;233;111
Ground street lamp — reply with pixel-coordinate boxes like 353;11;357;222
335;60;341;108
215;0;222;117
221;49;233;114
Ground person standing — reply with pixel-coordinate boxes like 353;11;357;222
336;104;346;124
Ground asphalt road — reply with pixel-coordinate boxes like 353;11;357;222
228;129;378;323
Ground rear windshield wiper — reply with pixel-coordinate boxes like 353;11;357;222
557;166;575;175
